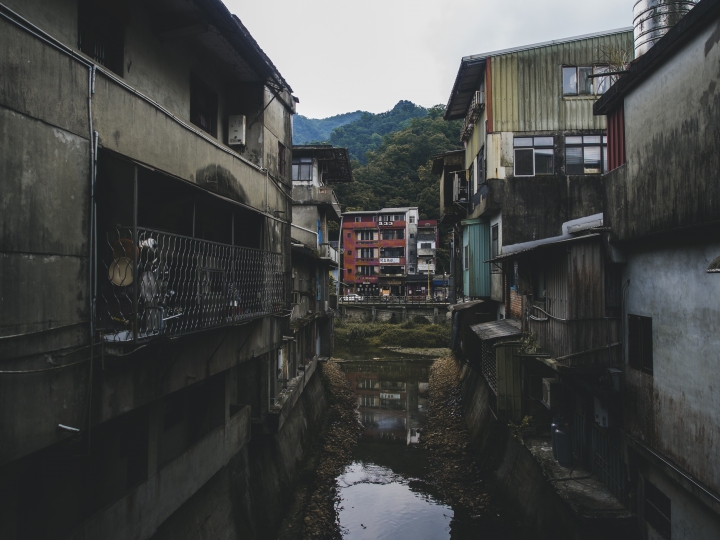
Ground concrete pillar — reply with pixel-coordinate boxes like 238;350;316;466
371;306;376;322
402;307;407;321
433;308;438;324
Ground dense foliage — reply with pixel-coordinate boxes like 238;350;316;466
293;110;366;145
325;100;429;164
334;105;461;221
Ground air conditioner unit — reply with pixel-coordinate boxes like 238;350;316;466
542;378;561;410
474;90;485;107
228;115;246;145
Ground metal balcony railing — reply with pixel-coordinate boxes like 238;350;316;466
98;227;284;343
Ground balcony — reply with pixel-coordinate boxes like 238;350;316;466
319;243;339;266
292;185;341;219
98;227;284;343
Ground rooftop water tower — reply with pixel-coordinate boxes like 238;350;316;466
633;0;699;58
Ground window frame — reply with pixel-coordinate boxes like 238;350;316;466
563;65;612;96
628;314;653;375
190;75;218;137
513;136;554;177
292;157;313;182
565;135;608;175
278;142;287;177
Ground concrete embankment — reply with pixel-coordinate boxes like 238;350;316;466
149;369;328;540
458;360;635;540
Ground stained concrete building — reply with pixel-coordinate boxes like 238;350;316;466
594;0;720;536
286;144;352;405
0;1;322;538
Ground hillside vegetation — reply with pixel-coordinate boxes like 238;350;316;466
326;100;428;164
334;105;462;221
293;111;366;145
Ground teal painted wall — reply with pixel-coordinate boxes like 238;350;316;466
462;219;490;298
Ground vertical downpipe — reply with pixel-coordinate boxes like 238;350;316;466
133;165;139;343
86;65;96;449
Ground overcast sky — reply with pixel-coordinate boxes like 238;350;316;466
226;0;633;119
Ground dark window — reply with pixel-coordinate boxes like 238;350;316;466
381;230;404;240
464;246;469;271
278;143;287;177
355;217;362;222
347;233;351;238
292;157;312;181
346;250;352;255
566;135;607;175
645;479;671;539
628;315;653;375
358;230;374;241
190;76;218;137
78;0;125;76
514;137;554;176
420;242;432;249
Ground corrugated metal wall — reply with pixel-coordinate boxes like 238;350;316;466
528;240;620;365
490;31;633;133
462;219;490;297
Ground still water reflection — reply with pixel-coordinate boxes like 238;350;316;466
337;360;510;540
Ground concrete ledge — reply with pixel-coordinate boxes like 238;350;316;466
267;357;318;432
68;405;251;540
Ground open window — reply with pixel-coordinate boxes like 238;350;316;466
563;65;611;96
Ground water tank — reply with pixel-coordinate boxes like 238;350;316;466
633;0;699;58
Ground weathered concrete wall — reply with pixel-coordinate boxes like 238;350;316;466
149;369;327;540
341;304;449;324
608;22;720;241
623;238;720;494
459;361;634;540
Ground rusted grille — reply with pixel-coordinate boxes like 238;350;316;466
98;227;284;342
481;341;497;394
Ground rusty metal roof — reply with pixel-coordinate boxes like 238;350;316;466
471;319;521;341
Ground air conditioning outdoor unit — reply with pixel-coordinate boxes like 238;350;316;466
228;115;246;146
474;90;485;107
542;378;561;410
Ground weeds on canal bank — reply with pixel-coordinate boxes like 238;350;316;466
334;320;450;351
299;361;363;539
422;354;491;515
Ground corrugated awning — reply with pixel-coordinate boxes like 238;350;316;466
487;233;601;263
471;319;521;341
448;299;485;312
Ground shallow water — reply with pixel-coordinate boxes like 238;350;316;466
337;359;518;540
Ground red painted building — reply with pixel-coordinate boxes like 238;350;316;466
341;207;419;296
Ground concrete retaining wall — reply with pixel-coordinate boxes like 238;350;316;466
149;369;327;540
341;304;447;324
459;361;634;540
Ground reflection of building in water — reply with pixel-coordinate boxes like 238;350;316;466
342;361;430;445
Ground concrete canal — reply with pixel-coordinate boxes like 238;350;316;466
279;347;524;540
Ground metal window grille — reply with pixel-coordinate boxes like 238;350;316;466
481;341;497;394
99;227;284;342
592;426;627;504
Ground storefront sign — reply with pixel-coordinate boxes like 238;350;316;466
379;221;394;226
379;258;400;264
380;393;401;400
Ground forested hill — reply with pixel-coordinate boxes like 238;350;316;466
325;101;427;164
333;105;462;221
293;111;366;145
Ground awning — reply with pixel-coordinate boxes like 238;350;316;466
448;299;485;312
487;233;601;263
470;319;521;341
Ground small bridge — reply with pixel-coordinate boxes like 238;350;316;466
339;297;451;324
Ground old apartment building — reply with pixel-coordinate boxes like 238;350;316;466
340;207;419;297
0;0;312;538
285;144;352;419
